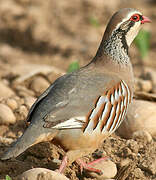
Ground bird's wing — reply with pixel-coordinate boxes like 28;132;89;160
26;74;72;123
26;70;132;134
26;83;55;122
46;79;132;135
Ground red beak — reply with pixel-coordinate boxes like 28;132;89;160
141;16;151;24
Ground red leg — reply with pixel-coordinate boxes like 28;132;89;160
57;156;109;174
87;156;109;166
76;158;101;174
57;156;68;173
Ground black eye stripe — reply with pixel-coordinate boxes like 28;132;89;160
139;15;143;21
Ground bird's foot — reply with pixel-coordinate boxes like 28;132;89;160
76;157;109;175
57;155;68;173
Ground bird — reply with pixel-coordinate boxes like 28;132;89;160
1;8;151;174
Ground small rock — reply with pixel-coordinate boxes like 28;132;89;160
120;159;131;167
0;81;14;98
133;168;145;179
24;96;37;109
0;137;14;144
0;103;16;124
15;168;69;180
132;130;152;143
30;76;50;95
0;125;9;136
120;147;132;158
17;105;28;120
126;139;139;153
11;64;64;84
15;85;35;97
140;156;156;175
13;95;25;105
6;98;18;110
117;100;156;138
47;72;64;83
88;159;117;179
143;67;156;93
134;78;152;92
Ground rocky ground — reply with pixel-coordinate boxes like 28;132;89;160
0;0;156;179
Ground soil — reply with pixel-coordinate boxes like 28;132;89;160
0;0;156;179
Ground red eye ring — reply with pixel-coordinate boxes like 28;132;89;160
130;14;140;22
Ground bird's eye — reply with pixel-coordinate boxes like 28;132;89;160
130;14;140;22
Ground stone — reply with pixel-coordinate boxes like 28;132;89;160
120;159;132;168
11;64;64;84
30;76;50;95
0;103;16;124
15;85;35;97
6;98;18;110
88;159;117;179
132;130;152;143
15;168;69;180
24;96;37;109
143;67;156;93
133;168;145;179
47;72;64;83
117;99;156;138
0;137;14;144
17;105;28;120
134;78;152;92
140;156;156;175
0;81;14;98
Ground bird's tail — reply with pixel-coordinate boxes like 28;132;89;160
1;122;57;160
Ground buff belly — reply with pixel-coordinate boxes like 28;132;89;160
54;128;109;151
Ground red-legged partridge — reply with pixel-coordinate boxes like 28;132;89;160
1;8;151;174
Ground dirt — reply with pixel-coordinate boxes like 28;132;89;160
0;0;156;179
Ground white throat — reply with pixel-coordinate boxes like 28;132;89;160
125;22;141;46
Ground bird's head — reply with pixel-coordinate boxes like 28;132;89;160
104;8;151;47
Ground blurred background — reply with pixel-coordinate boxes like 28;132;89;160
0;0;156;179
0;0;155;71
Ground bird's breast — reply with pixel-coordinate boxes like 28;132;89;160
54;128;108;151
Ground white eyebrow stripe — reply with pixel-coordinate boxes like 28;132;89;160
115;10;142;29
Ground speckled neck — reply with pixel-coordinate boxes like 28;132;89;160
94;30;130;65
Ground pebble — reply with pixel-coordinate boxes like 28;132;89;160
30;76;50;95
11;64;60;84
24;96;37;109
88;159;117;179
0;81;14;98
134;78;152;92
15;85;35;97
140;156;156;175
132;130;152;143
17;105;28;120
133;168;145;179
117;99;156;138
0;103;16;124
120;159;131;167
16;168;69;180
126;139;139;153
47;72;64;83
0;137;14;144
144;67;156;93
13;95;24;105
6;98;18;110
